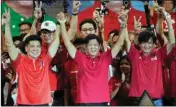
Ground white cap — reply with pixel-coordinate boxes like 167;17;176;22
41;21;56;32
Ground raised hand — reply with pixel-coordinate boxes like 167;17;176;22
134;16;142;31
93;8;104;29
152;0;159;10
72;0;81;14
56;12;67;24
2;8;10;25
34;1;42;19
118;6;129;28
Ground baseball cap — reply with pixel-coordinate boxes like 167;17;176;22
41;21;56;32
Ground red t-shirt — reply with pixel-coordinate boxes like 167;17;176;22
167;47;176;97
127;45;167;98
12;53;52;105
41;43;58;91
108;77;122;106
64;60;79;102
74;50;112;103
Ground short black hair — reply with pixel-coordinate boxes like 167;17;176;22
138;30;157;44
84;34;101;45
12;36;22;42
79;18;97;31
73;38;85;45
108;29;119;38
19;22;32;28
24;35;42;47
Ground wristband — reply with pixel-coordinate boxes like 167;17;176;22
72;12;78;16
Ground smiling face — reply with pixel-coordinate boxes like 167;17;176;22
120;58;131;74
86;39;100;58
140;38;154;56
25;40;41;59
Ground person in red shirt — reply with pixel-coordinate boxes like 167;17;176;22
64;38;86;105
57;7;127;105
124;8;175;106
109;55;132;106
3;8;60;105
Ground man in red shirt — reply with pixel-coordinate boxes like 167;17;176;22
3;9;60;105
57;8;127;105
124;8;175;106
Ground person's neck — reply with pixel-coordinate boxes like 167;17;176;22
6;1;33;18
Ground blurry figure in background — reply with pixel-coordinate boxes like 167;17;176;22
19;22;32;35
150;0;176;34
64;38;86;106
6;83;18;106
109;55;132;106
165;47;176;106
78;18;98;38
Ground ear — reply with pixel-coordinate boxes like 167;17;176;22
25;46;28;53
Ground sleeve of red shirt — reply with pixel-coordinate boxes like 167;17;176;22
104;49;113;65
74;50;86;65
11;53;23;71
127;44;139;62
158;46;167;62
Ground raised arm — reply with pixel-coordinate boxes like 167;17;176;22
161;9;175;54
93;8;106;51
112;7;129;58
67;1;81;41
156;7;168;46
48;18;60;58
58;12;77;59
3;8;19;61
23;1;43;41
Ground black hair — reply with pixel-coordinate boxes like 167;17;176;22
73;38;85;45
84;34;101;45
12;36;22;42
108;29;120;38
79;18;97;31
138;30;157;44
114;55;131;80
24;35;42;47
19;22;32;28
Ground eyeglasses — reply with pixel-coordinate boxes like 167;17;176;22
20;28;30;33
81;28;95;32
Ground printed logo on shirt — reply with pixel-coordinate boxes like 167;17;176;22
39;61;44;69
